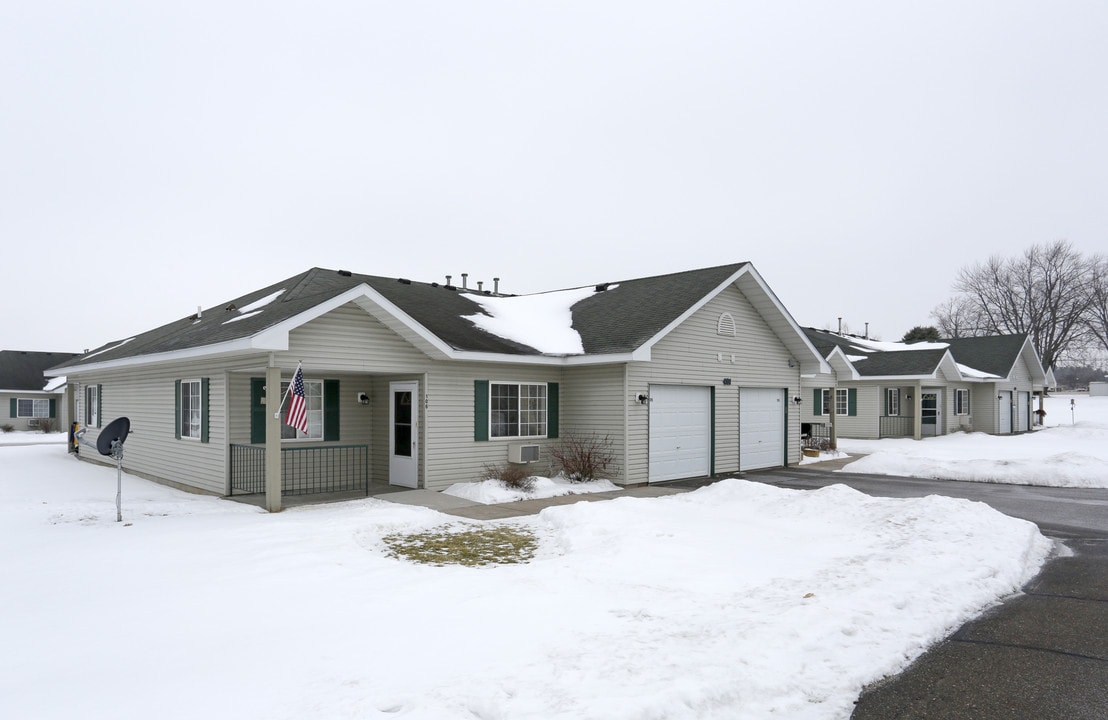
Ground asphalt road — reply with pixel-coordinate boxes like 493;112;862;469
741;463;1108;719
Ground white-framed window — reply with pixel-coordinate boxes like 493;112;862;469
886;388;900;416
281;379;324;440
835;388;849;417
16;398;51;418
490;382;548;438
179;379;202;439
85;384;99;428
955;388;970;416
820;388;831;416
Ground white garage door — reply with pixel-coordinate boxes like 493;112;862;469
1017;391;1030;432
740;387;785;471
649;385;711;483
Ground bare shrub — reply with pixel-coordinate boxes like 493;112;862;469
37;417;57;433
550;432;617;483
481;462;537;492
1;424;13;433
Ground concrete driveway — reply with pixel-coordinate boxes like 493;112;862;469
745;461;1108;719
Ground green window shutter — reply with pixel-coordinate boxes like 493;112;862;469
547;382;559;439
812;389;822;416
250;377;266;444
200;377;210;443
9;399;16;417
883;389;889;416
175;380;182;439
323;379;340;441
49;398;56;418
474;380;489;441
97;385;103;427
848;388;857;416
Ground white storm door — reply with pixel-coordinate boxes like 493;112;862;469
739;388;785;471
648;385;711;483
999;391;1013;434
389;381;419;488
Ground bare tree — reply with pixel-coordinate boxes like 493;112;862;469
932;240;1095;369
1089;254;1108;356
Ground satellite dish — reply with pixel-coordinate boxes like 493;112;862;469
96;416;131;456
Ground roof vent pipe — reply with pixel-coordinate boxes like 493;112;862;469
445;275;452;286
461;273;468;289
197;305;202;319
865;322;869;339
494;277;500;295
477;281;484;292
838;317;842;334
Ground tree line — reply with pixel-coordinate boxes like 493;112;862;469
929;240;1107;370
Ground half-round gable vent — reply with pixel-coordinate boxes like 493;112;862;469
717;312;736;337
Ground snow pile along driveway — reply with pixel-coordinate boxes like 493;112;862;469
838;394;1108;488
0;445;1051;720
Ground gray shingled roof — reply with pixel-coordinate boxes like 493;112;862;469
1;351;80;389
942;334;1029;378
57;264;752;369
803;327;1031;379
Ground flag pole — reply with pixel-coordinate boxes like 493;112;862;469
272;361;303;419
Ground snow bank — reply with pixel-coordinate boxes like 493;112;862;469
839;394;1108;488
0;445;1051;720
443;475;621;504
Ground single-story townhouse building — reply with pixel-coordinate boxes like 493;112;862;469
799;329;1048;443
1;350;79;432
48;263;830;510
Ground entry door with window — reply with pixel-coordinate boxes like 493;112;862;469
389;381;419;488
921;392;940;436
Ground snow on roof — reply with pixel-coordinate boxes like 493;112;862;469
83;337;135;360
238;289;286;314
846;354;868;362
43;376;67;392
845;337;949;353
956;362;1002;380
464;286;599;355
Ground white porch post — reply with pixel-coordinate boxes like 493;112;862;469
265;364;283;512
913;381;923;441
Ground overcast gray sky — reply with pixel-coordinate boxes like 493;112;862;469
4;1;1106;353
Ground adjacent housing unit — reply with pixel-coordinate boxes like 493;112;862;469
1;350;78;432
799;330;1048;443
48;263;829;509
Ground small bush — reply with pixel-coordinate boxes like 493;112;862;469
37;417;57;433
551;432;617;483
482;462;537;492
1;424;13;433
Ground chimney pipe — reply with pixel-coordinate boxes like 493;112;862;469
461;273;468;289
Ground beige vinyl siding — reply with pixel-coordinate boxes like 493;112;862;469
561;364;629;483
832;383;880;439
970;384;1001;434
422;362;564;491
69;357;244;495
625;286;800;484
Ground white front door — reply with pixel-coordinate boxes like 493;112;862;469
389;381;418;488
739;387;785;471
921;391;941;436
648;385;711;483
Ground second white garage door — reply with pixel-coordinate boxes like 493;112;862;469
739;387;785;471
649;385;711;483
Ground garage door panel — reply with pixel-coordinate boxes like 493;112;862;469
740;388;784;471
649;385;711;483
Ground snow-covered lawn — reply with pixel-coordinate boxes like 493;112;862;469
1;443;1052;720
0;430;67;445
836;393;1108;488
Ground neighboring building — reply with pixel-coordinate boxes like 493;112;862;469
1;350;79;432
1090;381;1108;397
800;330;1047;442
48;264;829;509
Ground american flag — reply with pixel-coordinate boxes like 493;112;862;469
284;366;309;434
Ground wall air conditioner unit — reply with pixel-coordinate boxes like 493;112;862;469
508;443;540;464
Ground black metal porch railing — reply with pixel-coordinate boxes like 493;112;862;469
879;416;914;438
230;444;369;496
801;422;831;450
